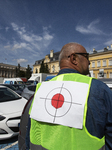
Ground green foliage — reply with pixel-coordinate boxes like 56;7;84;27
40;60;45;73
26;65;32;79
15;64;21;77
45;63;49;73
15;64;32;79
40;61;49;73
35;68;38;73
19;71;26;77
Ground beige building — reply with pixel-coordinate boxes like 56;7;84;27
33;45;112;78
89;45;112;78
33;50;60;75
0;63;26;78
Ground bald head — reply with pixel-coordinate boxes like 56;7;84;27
59;42;90;75
59;42;86;61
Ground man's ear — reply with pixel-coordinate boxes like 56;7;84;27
70;54;77;65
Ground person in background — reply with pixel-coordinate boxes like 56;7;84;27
29;42;112;150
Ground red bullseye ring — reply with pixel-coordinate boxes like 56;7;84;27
51;93;64;109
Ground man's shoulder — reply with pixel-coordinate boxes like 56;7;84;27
91;78;110;92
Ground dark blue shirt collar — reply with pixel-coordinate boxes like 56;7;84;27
57;68;80;75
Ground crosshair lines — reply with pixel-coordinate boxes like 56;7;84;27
40;83;82;123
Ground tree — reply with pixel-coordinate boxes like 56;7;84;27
40;61;49;73
15;67;18;77
15;63;21;77
19;70;26;77
35;68;38;73
45;63;49;73
25;65;32;79
18;63;21;76
40;60;45;73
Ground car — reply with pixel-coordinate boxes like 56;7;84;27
0;85;27;140
0;84;26;95
10;84;26;95
21;85;36;100
18;95;34;150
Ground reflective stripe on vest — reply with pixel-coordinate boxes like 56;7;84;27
30;73;105;150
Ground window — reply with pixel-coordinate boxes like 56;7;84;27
0;87;20;102
103;60;106;66
93;73;95;78
98;72;106;78
97;61;100;67
52;65;55;72
109;72;112;78
109;59;112;66
28;85;36;92
45;59;48;63
92;62;95;68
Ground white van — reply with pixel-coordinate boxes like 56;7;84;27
3;78;24;84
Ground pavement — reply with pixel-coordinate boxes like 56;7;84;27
0;136;19;150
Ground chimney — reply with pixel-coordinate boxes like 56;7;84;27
50;50;54;58
104;47;108;51
93;48;97;53
111;44;112;48
107;46;109;49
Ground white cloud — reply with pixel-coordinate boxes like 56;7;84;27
5;27;9;31
13;44;22;50
4;45;10;49
11;22;54;52
44;34;53;40
76;19;104;35
11;23;19;31
17;58;28;63
12;42;28;50
22;34;33;42
104;39;112;46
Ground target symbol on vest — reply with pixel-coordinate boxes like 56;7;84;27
40;83;82;122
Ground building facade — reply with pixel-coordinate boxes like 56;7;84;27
33;50;60;75
33;45;112;78
0;63;26;78
89;45;112;78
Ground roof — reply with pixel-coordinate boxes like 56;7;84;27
34;51;60;65
89;47;112;55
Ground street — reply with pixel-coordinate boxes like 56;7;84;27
0;136;19;150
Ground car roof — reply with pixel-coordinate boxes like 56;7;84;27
0;85;7;88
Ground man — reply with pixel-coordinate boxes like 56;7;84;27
29;42;112;150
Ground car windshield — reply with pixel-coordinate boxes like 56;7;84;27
0;87;21;102
12;84;26;90
26;80;34;85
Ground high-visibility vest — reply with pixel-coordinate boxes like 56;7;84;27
29;73;105;150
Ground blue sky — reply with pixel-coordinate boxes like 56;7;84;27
0;0;112;68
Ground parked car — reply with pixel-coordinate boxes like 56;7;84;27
21;85;36;100
0;85;27;140
0;84;26;95
18;95;34;150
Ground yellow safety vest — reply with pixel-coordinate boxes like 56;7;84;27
29;73;105;150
